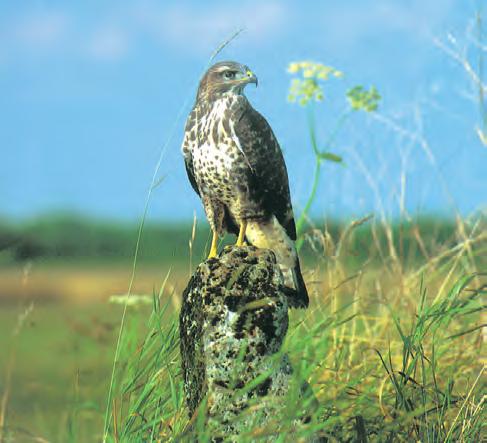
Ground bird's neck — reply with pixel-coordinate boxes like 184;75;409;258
196;90;247;107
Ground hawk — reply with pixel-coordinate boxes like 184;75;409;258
182;61;308;308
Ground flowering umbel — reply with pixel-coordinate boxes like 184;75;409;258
346;85;381;112
287;61;343;106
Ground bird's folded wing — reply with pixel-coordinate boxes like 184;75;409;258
182;111;200;197
234;107;297;241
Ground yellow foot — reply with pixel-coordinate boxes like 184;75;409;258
236;220;247;247
208;231;218;258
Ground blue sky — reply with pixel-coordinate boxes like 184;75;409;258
1;0;486;222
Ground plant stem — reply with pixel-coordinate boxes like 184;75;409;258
296;159;321;250
295;108;351;250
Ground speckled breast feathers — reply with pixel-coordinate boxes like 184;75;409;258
183;94;272;235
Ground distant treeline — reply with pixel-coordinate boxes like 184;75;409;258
0;214;482;266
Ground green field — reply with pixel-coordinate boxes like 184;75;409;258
0;303;123;441
0;216;485;441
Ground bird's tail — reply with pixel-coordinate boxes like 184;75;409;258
289;256;309;308
245;217;309;308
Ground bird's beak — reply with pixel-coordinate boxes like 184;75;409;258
245;69;258;87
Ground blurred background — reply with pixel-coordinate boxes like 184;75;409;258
1;0;486;299
0;0;485;440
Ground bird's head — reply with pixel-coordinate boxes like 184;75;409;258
197;61;258;101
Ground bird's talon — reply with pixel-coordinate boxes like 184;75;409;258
208;231;218;259
236;220;247;247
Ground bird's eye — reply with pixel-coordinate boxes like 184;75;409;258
223;71;236;79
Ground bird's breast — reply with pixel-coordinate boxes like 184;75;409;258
191;97;251;204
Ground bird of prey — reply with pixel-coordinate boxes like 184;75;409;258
181;61;308;308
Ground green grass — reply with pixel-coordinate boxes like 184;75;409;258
0;303;131;442
101;211;486;441
0;215;485;441
104;260;485;441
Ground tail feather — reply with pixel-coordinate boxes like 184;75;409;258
291;258;309;308
245;216;309;308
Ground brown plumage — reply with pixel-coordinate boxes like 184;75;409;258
181;61;308;308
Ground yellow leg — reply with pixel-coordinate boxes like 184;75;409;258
208;230;218;258
236;220;247;247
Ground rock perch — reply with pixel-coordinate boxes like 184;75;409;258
179;245;320;440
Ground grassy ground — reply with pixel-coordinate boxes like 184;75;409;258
0;217;484;442
0;302;121;442
102;215;486;441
